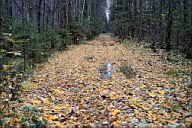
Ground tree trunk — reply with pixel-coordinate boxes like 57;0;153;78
38;0;44;34
158;0;164;46
28;0;33;21
0;0;2;30
65;0;69;28
182;0;188;45
165;0;173;51
9;0;13;18
87;0;91;21
138;0;142;43
81;0;86;20
77;0;81;21
93;0;96;18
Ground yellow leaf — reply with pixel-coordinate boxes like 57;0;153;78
4;117;11;123
4;98;9;101
163;112;170;117
151;124;159;127
172;112;181;117
112;120;121;125
2;65;12;70
158;90;164;95
148;112;154;117
65;104;70;107
110;116;118;121
142;106;151;111
1;92;6;97
48;115;59;121
68;120;75;124
185;118;191;122
149;93;156;97
168;120;178;123
51;105;61;110
152;115;159;120
9;94;12;98
41;98;49;104
9;119;14;126
52;89;63;94
118;115;126;118
14;118;20;122
30;100;41;105
37;117;43;121
111;109;121;115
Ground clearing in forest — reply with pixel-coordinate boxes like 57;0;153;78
20;34;191;127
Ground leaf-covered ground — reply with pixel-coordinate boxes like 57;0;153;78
17;35;192;127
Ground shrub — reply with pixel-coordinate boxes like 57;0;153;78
45;28;64;50
81;18;102;40
120;64;136;79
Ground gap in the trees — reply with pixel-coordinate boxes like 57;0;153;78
105;0;112;23
103;0;113;33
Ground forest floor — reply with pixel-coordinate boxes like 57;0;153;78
19;34;191;127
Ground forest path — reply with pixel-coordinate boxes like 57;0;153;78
22;34;191;127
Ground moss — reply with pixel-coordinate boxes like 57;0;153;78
181;69;192;76
164;68;178;76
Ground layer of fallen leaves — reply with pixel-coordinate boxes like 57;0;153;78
2;34;191;127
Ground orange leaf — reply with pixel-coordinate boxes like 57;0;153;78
158;90;164;95
177;78;183;82
142;106;151;111
163;112;170;117
148;112;153;117
111;109;121;115
68;120;76;124
48;115;59;121
51;105;61;110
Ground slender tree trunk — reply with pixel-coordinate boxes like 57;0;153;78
182;0;188;46
65;0;69;28
77;0;81;21
21;0;24;19
93;0;96;18
123;0;126;11
74;0;76;17
9;0;13;18
87;0;91;21
190;0;192;26
51;0;57;29
38;0;45;34
81;0;86;20
133;0;138;38
133;0;138;17
158;0;164;46
28;0;33;21
0;0;2;30
138;0;142;43
190;0;192;50
165;0;173;51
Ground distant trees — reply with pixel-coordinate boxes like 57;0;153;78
0;0;106;74
111;0;192;57
0;0;106;36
